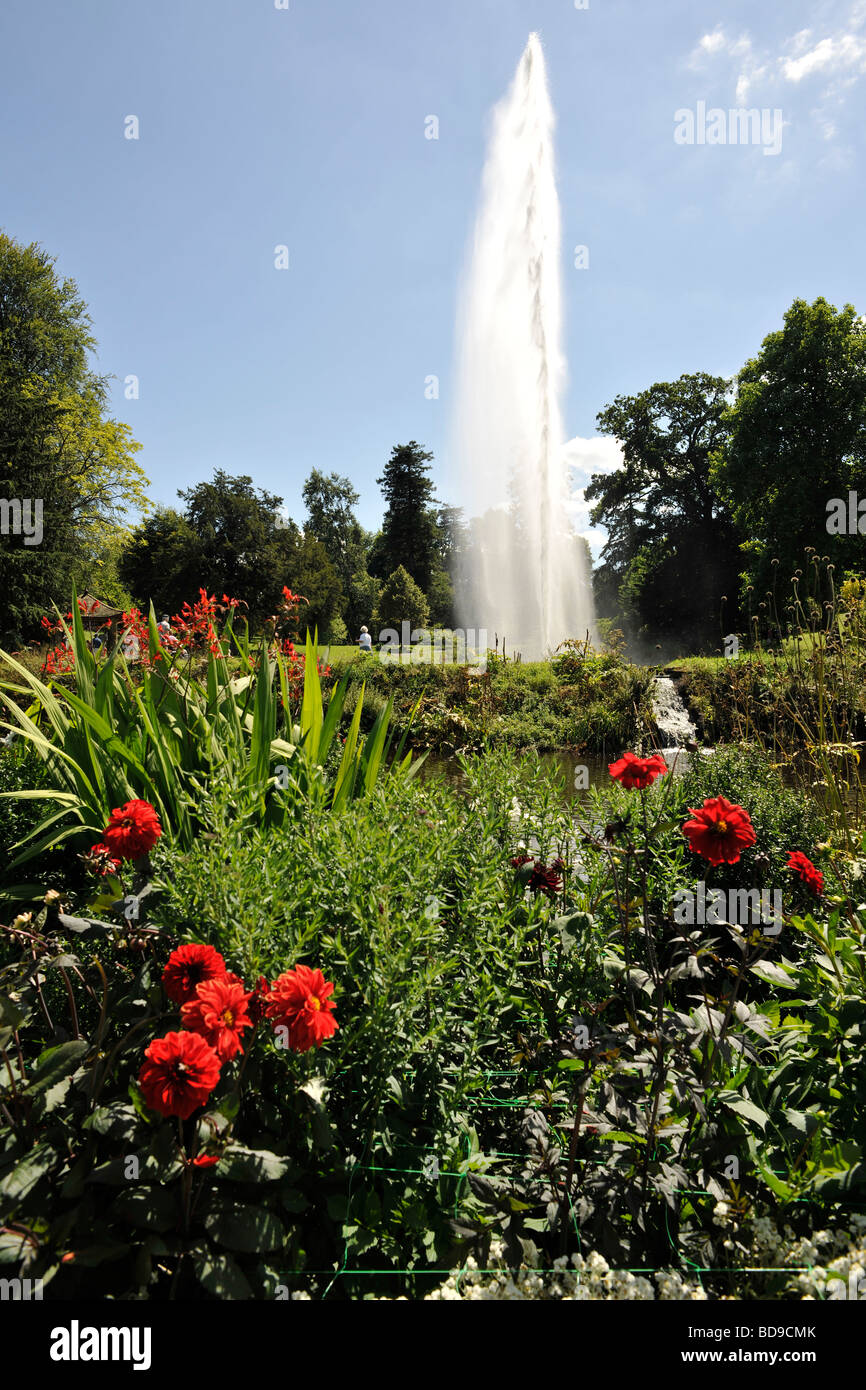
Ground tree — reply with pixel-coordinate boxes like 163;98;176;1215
302;470;364;581
118;507;202;616
0;232;149;642
427;569;455;627
284;531;343;639
174;471;304;626
343;568;380;639
120;473;344;633
374;566;430;637
372;442;438;591
587;373;741;647
711;297;866;607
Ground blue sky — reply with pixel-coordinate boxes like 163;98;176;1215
1;0;864;551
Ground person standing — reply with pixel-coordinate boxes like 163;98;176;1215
358;625;373;653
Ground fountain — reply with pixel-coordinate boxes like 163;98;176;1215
452;33;594;660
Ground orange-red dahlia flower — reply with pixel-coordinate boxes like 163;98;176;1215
682;796;756;866
162;942;227;1005
786;850;823;896
139;1030;221;1119
103;799;162;860
608;751;668;790
181;975;253;1061
264;964;338;1052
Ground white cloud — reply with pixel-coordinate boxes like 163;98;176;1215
562;434;623;478
781;32;866;82
684;4;866;145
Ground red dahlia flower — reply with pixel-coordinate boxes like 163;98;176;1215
510;854;533;869
103;799;163;860
608;752;668;790
682;796;756;866
264;964;338;1052
181;975;253;1061
787;850;823;896
162;942;227;1005
82;841;122;877
528;861;562;899
138;1030;221;1119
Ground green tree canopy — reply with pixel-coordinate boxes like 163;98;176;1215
711;297;866;607
120;470;343;632
587;372;740;647
371;441;438;592
302;469;367;581
374;565;430;637
0;232;149;643
118;507;202;616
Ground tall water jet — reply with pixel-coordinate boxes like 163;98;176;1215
452;33;593;659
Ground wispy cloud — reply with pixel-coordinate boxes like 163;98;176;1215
685;3;866;142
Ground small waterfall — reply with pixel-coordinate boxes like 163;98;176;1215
652;676;697;748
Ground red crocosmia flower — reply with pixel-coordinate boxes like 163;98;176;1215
264;964;338;1052
138;1031;221;1119
682;796;756;866
608;751;669;790
162;943;227;1005
787;850;824;896
103;799;163;860
192;1153;220;1169
181;975;253;1062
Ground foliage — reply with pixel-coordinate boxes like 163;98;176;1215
670;563;866;836
712;297;866;605
329;645;653;756
587;372;740;649
0;232;149;644
2;745;862;1298
370;441;438;593
0;597;416;891
374;566;430;637
302;469;369;593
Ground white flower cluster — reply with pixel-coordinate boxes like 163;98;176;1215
422;1242;706;1301
749;1213;866;1300
404;1216;866;1302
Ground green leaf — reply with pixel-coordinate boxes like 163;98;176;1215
204;1204;286;1253
0;997;28;1030
720;1095;769;1130
26;1040;89;1095
194;1251;253;1300
749;960;795;988
112;1185;179;1231
0;1144;58;1201
216;1146;292;1183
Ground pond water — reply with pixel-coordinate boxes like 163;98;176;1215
417;746;699;804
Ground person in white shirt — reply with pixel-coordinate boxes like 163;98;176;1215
358;626;373;653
